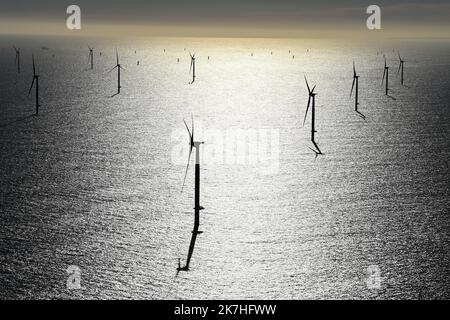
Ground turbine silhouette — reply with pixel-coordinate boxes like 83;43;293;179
88;46;94;70
109;49;125;95
189;52;196;84
178;115;205;272
382;57;390;96
304;76;322;156
14;46;20;74
397;53;406;85
350;61;365;119
28;54;40;115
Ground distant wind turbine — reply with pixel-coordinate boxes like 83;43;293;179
28;54;39;115
303;77;322;156
109;49;124;95
382;57;390;95
397;53;406;85
178;115;205;272
14;46;20;73
350;61;365;120
88;46;94;70
189;52;196;84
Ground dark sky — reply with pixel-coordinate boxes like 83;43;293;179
1;0;449;37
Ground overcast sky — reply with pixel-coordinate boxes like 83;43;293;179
1;0;449;37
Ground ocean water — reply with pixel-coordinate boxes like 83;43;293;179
0;35;449;299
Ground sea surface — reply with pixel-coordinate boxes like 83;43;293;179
0;35;449;299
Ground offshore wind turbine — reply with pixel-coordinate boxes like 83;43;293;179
397;53;405;85
303;77;322;156
109;49;124;95
382;57;390;95
350;61;365;119
189;52;196;84
88;46;94;70
14;46;20;73
28;54;39;115
178;115;205;272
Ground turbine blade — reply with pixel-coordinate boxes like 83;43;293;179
382;68;386;85
183;119;192;141
191;114;194;142
181;147;193;192
116;49;119;65
304;76;311;93
32;54;36;75
350;78;356;97
303;97;311;126
397;61;402;74
190;59;193;73
353;61;356;76
108;65;118;73
28;78;35;95
182;118;194;192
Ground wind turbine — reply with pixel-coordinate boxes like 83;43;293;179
28;54;39;115
350;61;365;119
109;49;124;95
14;46;20;73
189;52;196;84
397;53;405;85
178;115;205;272
382;57;390;95
303;77;322;156
88;46;94;70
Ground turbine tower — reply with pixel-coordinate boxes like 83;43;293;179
382;58;390;96
189;52;196;84
88;46;94;70
398;53;405;85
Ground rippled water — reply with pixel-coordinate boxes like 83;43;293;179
0;35;449;299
